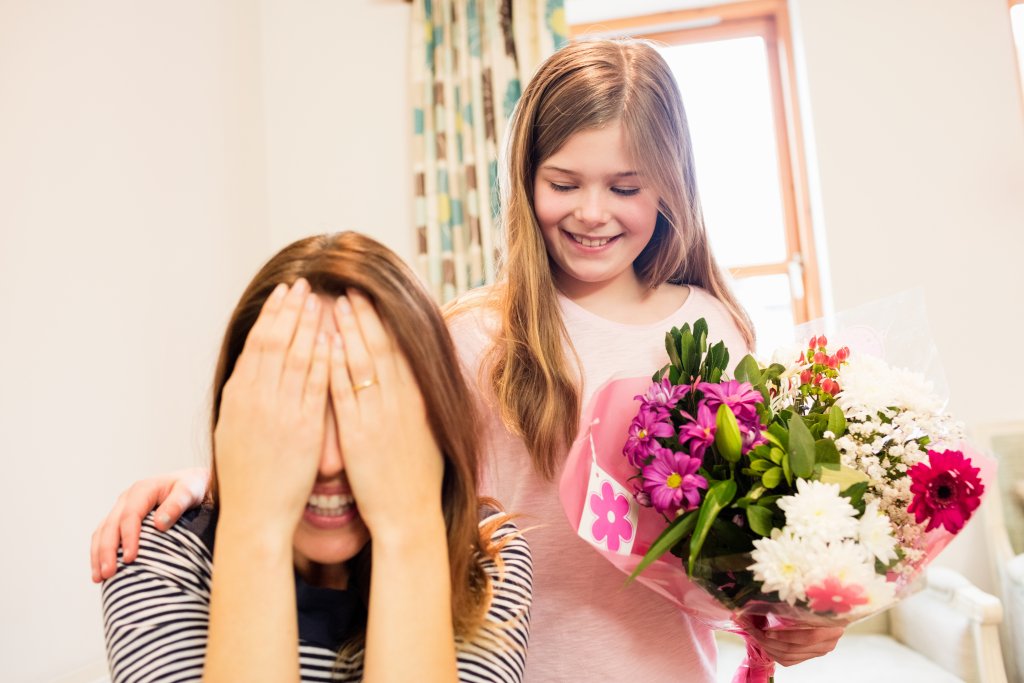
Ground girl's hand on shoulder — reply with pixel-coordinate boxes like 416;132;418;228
744;621;844;668
213;279;330;536
90;467;209;582
329;292;444;543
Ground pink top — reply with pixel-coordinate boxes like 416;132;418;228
448;286;750;682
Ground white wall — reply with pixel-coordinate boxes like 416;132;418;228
1;1;413;679
260;0;414;262
0;1;269;680
5;0;1023;679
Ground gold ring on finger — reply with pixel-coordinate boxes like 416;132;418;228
353;377;378;393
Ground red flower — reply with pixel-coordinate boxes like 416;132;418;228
907;449;984;533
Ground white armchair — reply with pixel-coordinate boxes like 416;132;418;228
973;420;1024;683
715;566;1006;683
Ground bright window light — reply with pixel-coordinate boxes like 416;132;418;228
1013;5;1024;94
659;38;794;354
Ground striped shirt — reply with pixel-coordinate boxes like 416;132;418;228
101;509;532;682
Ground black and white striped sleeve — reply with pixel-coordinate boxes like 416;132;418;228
455;514;533;683
100;513;212;683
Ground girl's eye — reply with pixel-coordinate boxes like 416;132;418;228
550;182;575;193
612;187;641;197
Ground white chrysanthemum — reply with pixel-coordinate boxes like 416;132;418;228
858;500;899;564
750;529;814;605
777;480;859;543
836;355;943;416
853;573;898;616
771;342;806;369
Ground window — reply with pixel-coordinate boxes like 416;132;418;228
571;1;821;354
1012;0;1024;99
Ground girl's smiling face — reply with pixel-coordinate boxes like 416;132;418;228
532;121;661;298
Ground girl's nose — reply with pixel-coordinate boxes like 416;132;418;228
574;192;610;226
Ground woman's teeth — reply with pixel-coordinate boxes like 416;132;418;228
570;233;613;247
307;493;355;516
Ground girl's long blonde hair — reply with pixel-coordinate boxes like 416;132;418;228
481;38;754;479
210;232;504;651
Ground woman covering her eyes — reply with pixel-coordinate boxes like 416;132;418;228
98;232;532;682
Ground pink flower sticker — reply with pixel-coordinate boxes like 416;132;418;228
589;481;634;553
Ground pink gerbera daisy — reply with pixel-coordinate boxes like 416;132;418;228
806;576;869;614
907;449;984;534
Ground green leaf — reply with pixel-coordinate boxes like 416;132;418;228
768;447;784;465
762;466;783;489
782;451;793;485
815;463;870;489
715;405;743;463
735;354;763;386
694;318;709;353
768;423;789;450
841;481;869;508
749;458;774;473
627;510;698;582
828;404;847;438
814;438;841;465
680;330;696;376
665;331;682;370
787;414;816;479
746;505;774;537
688;479;737;574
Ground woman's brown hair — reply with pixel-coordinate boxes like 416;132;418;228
483;38;755;479
209;231;496;648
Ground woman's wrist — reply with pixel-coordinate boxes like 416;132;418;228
216;512;296;559
369;505;447;557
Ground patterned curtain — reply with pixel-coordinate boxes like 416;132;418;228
411;0;567;303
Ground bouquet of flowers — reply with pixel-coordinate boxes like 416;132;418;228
558;318;992;682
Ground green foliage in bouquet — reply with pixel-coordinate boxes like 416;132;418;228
627;320;871;604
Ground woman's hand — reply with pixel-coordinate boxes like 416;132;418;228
90;467;209;582
744;621;844;667
328;291;445;542
213;278;331;536
330;291;457;682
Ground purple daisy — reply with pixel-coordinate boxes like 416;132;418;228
636;378;690;412
699;380;763;425
623;404;675;467
677;401;717;462
641;447;708;514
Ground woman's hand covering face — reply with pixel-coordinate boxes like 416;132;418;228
327;292;444;541
213;278;331;534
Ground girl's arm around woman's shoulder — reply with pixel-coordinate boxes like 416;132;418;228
456;511;533;683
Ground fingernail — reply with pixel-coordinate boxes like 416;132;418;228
333;333;343;349
305;294;318;312
294;278;309;294
157;513;170;526
337;296;352;315
101;562;109;574
271;283;287;301
317;331;327;346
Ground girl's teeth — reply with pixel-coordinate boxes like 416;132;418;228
571;234;612;247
